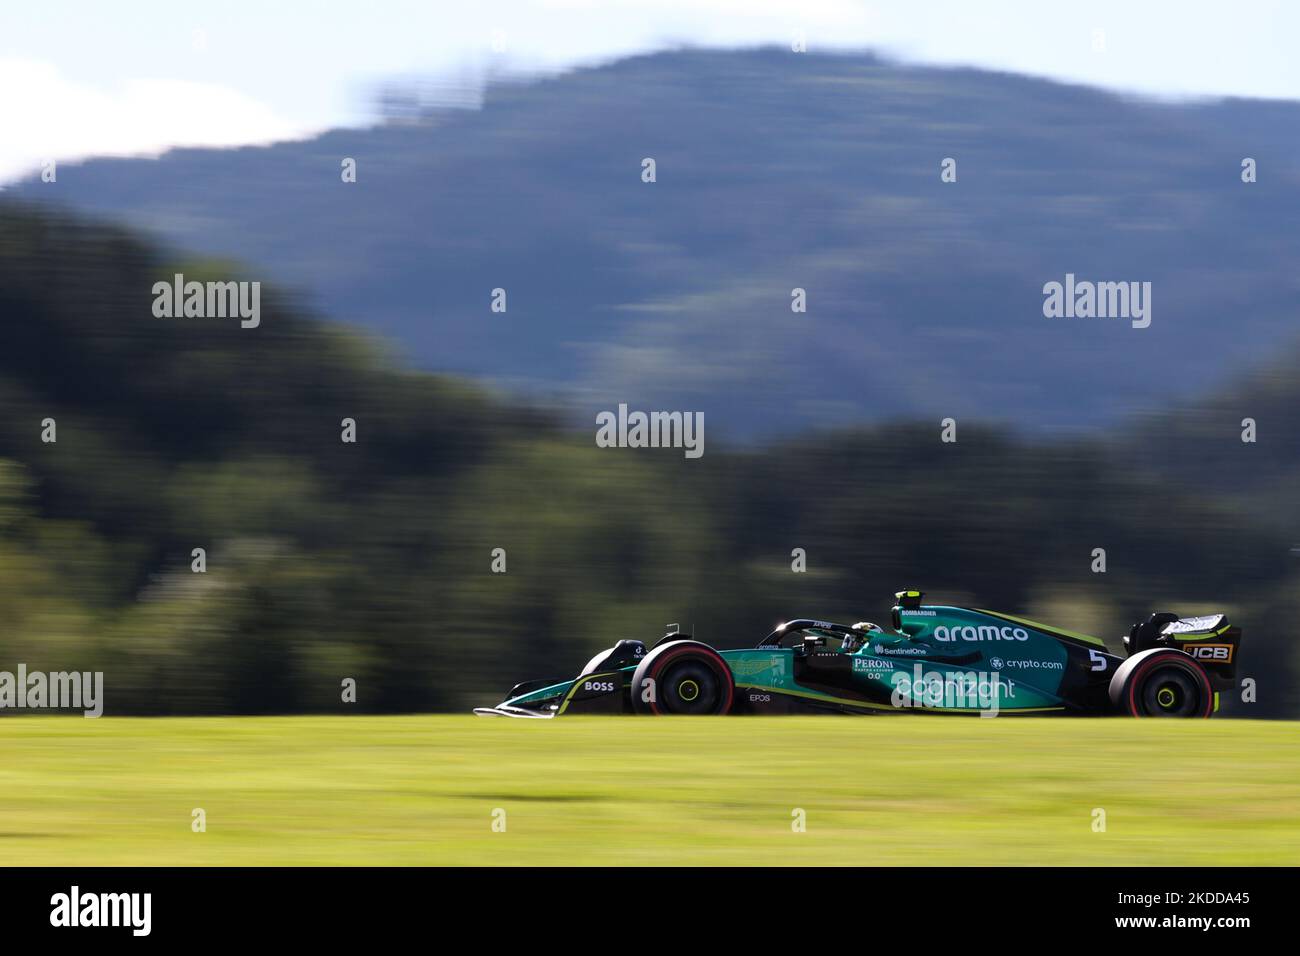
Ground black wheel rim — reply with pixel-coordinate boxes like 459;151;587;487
1140;665;1201;716
660;660;721;714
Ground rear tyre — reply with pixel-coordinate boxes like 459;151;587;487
1109;648;1213;718
629;641;735;715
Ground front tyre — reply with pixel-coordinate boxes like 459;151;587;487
630;641;735;715
1109;648;1213;718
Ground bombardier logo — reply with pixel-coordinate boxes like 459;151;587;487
934;624;1029;643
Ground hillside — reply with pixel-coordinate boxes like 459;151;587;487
14;47;1300;436
1123;341;1300;538
0;201;1296;715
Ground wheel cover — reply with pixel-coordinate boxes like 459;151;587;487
660;660;722;714
1139;664;1202;717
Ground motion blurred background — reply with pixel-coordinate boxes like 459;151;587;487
2;3;1298;717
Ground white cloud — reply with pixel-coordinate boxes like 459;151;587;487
0;58;316;184
2;2;1297;187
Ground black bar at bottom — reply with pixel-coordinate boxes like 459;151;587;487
0;867;1277;941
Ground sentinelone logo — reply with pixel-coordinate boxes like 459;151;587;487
1042;273;1151;328
50;886;150;936
152;273;261;328
595;403;704;459
0;666;103;717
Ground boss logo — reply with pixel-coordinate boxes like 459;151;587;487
583;680;616;692
1187;644;1233;663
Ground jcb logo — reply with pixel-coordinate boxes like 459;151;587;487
1188;644;1233;663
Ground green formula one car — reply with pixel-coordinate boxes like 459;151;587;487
473;591;1242;718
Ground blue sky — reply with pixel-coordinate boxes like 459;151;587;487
2;0;1298;183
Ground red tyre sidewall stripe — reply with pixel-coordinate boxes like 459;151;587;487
1127;653;1213;718
647;645;735;715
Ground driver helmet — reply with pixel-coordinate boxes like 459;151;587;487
842;622;878;652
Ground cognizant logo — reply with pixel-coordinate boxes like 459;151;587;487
934;624;1029;642
890;665;1014;715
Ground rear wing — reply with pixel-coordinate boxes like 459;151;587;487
1125;612;1241;686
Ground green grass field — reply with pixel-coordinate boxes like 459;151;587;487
1;715;1297;865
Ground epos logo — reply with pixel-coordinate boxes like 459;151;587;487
934;624;1029;643
1187;644;1233;663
